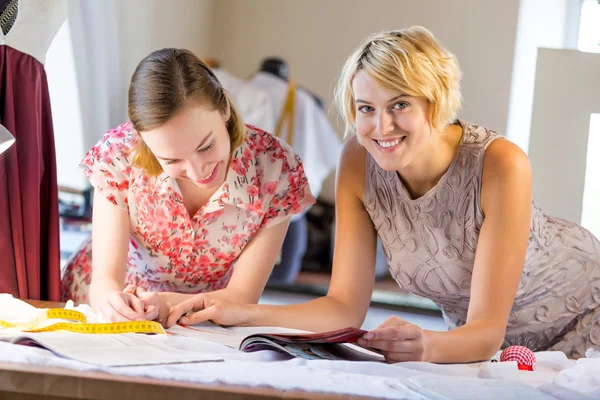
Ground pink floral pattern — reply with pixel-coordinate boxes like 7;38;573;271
61;123;315;303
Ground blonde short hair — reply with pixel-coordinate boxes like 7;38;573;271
335;26;462;136
129;48;246;176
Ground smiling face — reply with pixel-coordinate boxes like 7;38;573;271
139;102;232;189
352;70;434;172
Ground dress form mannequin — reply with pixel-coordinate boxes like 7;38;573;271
203;57;274;132
0;0;12;13
259;57;288;80
0;0;67;300
255;57;329;286
258;57;324;109
0;0;16;33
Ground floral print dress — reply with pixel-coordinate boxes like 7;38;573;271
61;123;315;304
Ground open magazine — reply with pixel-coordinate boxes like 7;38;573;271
1;295;383;364
170;324;385;362
238;326;384;361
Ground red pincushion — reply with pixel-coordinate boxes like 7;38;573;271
500;345;536;371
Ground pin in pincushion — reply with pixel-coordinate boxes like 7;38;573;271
500;345;536;371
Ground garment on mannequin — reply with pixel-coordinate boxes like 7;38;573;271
258;57;324;109
0;0;13;14
252;56;341;285
0;0;17;34
202;57;274;132
0;0;67;301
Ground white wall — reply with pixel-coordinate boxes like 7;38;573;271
115;0;216;93
505;0;572;153
528;48;600;223
210;0;522;133
46;20;87;190
210;0;520;201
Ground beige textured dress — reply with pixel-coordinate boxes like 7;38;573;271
364;120;600;358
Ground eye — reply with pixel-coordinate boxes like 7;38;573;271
197;143;214;152
357;105;375;113
392;102;409;110
165;159;180;166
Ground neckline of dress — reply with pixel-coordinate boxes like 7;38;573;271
393;120;468;203
0;0;19;38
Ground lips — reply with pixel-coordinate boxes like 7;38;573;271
196;163;219;184
373;136;406;152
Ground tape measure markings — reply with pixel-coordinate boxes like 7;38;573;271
1;308;165;335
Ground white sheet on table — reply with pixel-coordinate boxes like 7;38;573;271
2;295;599;399
2;340;599;399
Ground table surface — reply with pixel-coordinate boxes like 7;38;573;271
0;300;368;400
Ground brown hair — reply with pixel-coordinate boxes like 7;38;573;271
129;48;246;176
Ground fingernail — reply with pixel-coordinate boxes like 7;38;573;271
179;317;188;324
364;333;373;339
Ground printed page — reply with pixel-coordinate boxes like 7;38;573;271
168;322;309;349
167;323;245;348
8;332;222;367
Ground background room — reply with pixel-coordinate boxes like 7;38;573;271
47;0;600;330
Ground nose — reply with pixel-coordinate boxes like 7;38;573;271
185;159;214;182
376;110;394;136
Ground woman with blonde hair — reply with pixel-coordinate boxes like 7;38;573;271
168;27;600;363
61;48;315;323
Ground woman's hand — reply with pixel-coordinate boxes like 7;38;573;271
166;293;252;328
357;316;428;363
97;289;158;322
123;285;165;324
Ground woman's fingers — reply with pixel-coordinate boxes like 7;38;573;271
123;284;137;295
100;302;132;322
363;325;421;341
178;307;215;326
359;338;415;353
144;305;159;321
107;293;144;320
127;294;147;318
166;295;205;328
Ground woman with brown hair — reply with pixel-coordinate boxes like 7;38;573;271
60;48;315;323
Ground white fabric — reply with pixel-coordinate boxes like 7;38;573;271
249;72;342;199
1;342;598;399
0;0;67;64
1;295;599;399
213;68;274;133
0;123;15;154
67;0;126;152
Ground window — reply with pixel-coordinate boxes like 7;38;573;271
578;0;600;53
45;18;86;190
581;114;600;238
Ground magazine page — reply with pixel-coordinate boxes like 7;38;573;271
241;327;367;344
6;331;222;367
238;327;385;362
168;322;310;349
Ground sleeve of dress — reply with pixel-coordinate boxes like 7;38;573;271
78;123;134;212
261;145;316;228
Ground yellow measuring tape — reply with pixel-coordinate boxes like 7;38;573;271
274;80;296;146
0;308;165;335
